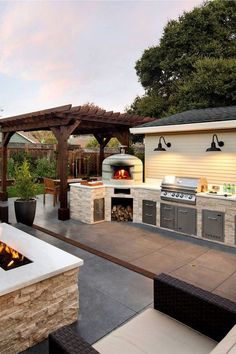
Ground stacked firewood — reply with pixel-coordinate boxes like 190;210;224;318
111;204;133;222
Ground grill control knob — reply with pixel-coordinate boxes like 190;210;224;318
171;193;175;197
188;195;193;199
180;194;183;198
176;193;179;197
163;192;167;196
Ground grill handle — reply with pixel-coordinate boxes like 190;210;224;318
179;210;188;214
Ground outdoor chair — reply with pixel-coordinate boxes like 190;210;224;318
49;273;236;354
43;178;60;207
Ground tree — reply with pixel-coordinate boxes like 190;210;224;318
128;0;236;118
86;137;120;148
171;58;236;112
31;131;57;144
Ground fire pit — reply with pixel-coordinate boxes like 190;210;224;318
0;241;32;271
0;223;83;354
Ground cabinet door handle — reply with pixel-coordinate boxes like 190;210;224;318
207;217;217;220
145;203;154;207
145;213;153;217
164;207;172;210
179;210;188;214
163;218;172;221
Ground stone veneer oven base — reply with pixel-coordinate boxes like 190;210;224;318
0;268;79;354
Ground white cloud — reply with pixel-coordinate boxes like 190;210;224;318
0;0;203;114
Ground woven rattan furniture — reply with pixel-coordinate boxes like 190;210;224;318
49;273;236;354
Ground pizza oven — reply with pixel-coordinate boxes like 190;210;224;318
102;148;143;185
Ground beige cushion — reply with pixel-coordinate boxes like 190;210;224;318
210;325;236;354
93;308;216;354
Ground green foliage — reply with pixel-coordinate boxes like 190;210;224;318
11;151;32;165
86;137;99;148
7;183;44;198
86;137;120;148
35;157;57;178
128;0;236;117
14;160;37;200
108;138;120;148
7;158;15;179
31;131;57;144
171;58;236;112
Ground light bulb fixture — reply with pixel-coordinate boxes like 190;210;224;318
206;134;224;152
154;136;171;151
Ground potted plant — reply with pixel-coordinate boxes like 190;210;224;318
14;160;37;226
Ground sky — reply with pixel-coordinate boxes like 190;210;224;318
0;0;203;118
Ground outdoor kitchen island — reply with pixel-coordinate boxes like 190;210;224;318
0;223;83;354
69;181;236;247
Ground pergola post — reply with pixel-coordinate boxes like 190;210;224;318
51;121;80;220
0;132;13;201
94;134;111;175
113;130;130;148
0;132;13;223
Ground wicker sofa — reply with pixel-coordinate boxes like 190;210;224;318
49;273;236;354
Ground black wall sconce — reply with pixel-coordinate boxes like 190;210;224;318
154;136;171;151
206;134;224;152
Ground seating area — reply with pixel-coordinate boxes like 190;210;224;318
49;273;236;354
43;178;60;207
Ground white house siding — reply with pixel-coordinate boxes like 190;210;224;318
145;131;236;185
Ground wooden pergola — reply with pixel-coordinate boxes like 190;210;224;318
0;104;154;221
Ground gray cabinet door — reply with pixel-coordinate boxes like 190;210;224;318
142;200;156;225
202;210;224;242
160;203;176;230
177;207;197;235
94;198;105;222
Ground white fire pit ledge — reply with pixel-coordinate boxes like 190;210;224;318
0;223;83;354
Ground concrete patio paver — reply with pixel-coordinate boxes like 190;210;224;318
213;272;236;302
8;195;236;303
170;263;233;292
17;224;153;353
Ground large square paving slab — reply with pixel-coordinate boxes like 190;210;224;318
9;195;236;302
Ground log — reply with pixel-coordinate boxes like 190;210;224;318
111;203;133;222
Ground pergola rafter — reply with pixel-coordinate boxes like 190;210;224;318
0;104;154;221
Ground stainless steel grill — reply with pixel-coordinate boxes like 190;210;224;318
161;176;208;204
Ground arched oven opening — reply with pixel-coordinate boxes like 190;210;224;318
112;166;132;180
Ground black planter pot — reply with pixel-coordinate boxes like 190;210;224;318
14;199;36;226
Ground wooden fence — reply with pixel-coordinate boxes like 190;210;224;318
0;143;119;177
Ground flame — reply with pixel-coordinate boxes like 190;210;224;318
0;242;24;268
113;169;130;180
7;260;14;268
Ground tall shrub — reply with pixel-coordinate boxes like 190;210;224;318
14;160;37;200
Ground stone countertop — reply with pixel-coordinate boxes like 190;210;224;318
70;182;105;189
70;182;161;190
0;223;83;296
197;192;236;201
69;182;236;201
